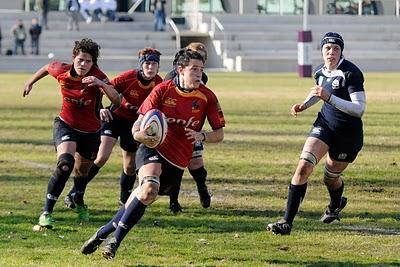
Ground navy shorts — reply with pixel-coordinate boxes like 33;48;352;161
309;116;363;163
53;117;100;160
100;114;139;152
135;144;184;196
192;141;204;159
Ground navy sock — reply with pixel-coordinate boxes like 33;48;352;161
113;197;147;244
97;206;126;239
68;164;100;195
283;183;307;225
120;171;136;204
189;166;207;187
73;176;88;205
328;181;344;209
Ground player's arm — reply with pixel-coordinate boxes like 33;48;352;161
328;91;366;118
82;76;121;106
185;127;224;144
23;64;49;97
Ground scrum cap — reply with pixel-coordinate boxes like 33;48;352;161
320;32;344;52
138;48;161;65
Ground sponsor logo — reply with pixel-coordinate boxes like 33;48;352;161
166;116;200;128
104;130;112;135
61;135;71;141
164;97;177;107
311;127;321;135
64;96;92;107
129;90;139;97
338;153;347;160
148;155;159;161
125;103;138;111
332;79;340;90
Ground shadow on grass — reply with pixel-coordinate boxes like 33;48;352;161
266;260;400;267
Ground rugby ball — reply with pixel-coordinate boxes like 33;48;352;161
140;109;168;148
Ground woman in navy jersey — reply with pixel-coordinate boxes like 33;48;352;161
23;38;120;229
64;48;163;209
267;32;366;235
81;49;225;259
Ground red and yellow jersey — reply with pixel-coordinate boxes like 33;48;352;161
48;61;109;133
111;69;163;122
138;79;225;169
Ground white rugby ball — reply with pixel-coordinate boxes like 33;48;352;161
140;109;168;148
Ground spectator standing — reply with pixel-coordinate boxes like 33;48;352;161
151;0;166;31
35;0;50;30
29;18;42;55
0;24;2;55
79;0;93;23
67;0;81;31
102;0;117;21
11;19;27;55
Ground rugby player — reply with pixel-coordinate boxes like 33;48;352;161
23;38;121;228
81;49;225;259
164;42;211;214
64;48;163;209
267;32;366;235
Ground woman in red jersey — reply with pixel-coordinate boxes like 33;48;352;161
81;49;225;259
23;38;120;229
64;48;163;208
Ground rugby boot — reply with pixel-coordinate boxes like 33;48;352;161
71;193;89;221
266;219;292;235
81;227;105;255
102;237;119;259
197;184;211;208
321;196;347;224
169;201;183;215
38;212;55;229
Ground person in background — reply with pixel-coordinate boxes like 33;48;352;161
35;0;49;30
23;38;120;229
29;18;42;55
267;32;366;235
102;0;117;21
11;19;27;55
67;0;81;31
0;24;2;55
151;0;166;31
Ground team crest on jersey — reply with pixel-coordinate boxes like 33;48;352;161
164;97;177;107
332;79;340;90
338;153;347;160
192;100;200;113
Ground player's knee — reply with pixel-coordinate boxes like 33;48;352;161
323;165;342;186
94;155;110;167
56;153;75;178
139;176;159;203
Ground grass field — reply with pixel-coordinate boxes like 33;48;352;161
0;72;399;267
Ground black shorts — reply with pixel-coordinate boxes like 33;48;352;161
53;117;100;160
309;116;363;163
135;144;184;196
192;141;204;159
100;114;139;152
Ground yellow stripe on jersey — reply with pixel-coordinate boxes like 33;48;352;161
173;86;208;103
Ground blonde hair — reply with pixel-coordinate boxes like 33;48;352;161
186;42;208;62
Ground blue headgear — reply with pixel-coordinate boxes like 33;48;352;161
138;53;160;65
320;32;344;52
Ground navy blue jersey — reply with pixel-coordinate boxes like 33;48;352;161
314;59;364;135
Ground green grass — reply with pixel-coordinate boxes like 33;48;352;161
0;72;399;267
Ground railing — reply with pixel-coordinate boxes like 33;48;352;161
128;0;145;14
166;17;181;49
209;16;227;56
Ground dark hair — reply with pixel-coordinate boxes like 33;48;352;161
72;38;100;65
175;49;204;68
